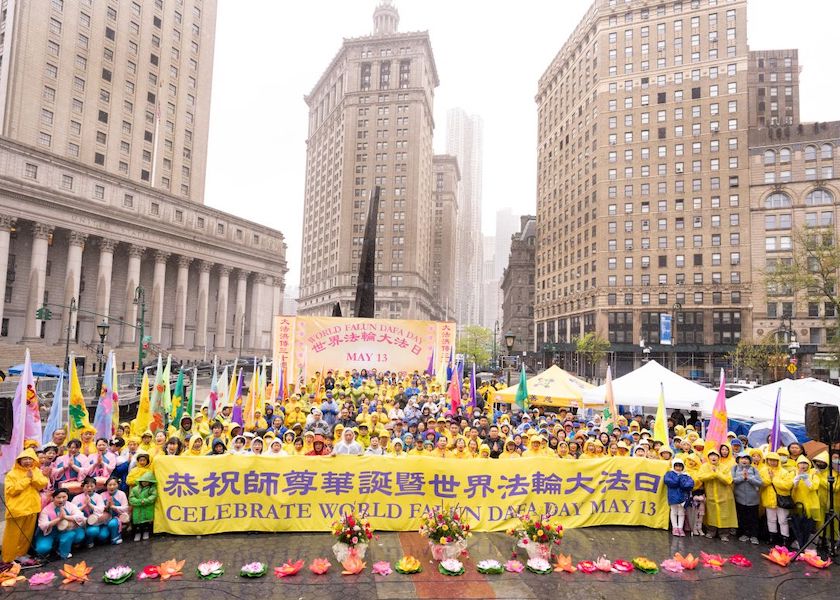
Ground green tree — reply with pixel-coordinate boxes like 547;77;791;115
574;332;611;380
456;326;493;367
764;225;840;367
726;336;787;382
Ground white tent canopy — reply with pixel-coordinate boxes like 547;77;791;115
583;360;717;414
722;377;840;423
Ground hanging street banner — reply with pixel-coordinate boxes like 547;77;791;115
272;316;456;386
659;314;673;346
152;456;669;536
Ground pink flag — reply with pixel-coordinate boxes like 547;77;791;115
705;368;728;453
0;349;41;473
447;368;461;415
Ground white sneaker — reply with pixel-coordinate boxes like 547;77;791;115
142;531;149;540
133;533;141;542
738;535;749;542
750;537;759;545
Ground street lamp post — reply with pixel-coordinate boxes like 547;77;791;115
504;330;516;387
784;315;800;379
134;285;146;388
63;297;77;375
94;319;110;398
493;320;499;372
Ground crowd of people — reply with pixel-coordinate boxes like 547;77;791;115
3;366;839;564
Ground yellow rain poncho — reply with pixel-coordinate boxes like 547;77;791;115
791;456;822;523
759;453;794;509
697;452;737;528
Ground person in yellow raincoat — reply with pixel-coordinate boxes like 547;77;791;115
2;448;49;562
500;438;520;459
718;443;735;471
579;439;599;459
682;453;706;536
792;455;822;524
126;450;153;487
811;451;831;528
759;451;794;547
697;448;737;541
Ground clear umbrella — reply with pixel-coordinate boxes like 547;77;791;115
747;420;797;449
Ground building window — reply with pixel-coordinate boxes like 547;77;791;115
150;202;160;216
93;184;105;199
61;174;73;190
123;194;133;207
94;152;105;165
196;217;204;229
217;223;225;235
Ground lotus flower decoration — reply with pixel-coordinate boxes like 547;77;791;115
59;561;92;584
196;560;224;580
577;560;597;574
372;561;392;576
504;559;524;573
341;551;366;575
552;553;577;573
308;558;331;575
157;559;185;581
394;555;422;574
762;546;795;567
700;552;727;571
631;557;659;574
673;552;699;570
526;557;553;574
729;554;752;568
138;565;159;580
611;559;634;573
274;559;305;578
476;559;503;574
239;562;267;578
0;563;26;587
660;559;685;573
28;571;56;587
102;565;134;585
594;556;612;572
797;549;832;569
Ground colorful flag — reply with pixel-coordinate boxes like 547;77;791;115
161;355;172;422
469;363;477;414
132;370;151;435
207;362;219;419
602;366;618;434
149;354;166;433
111;358;120;433
514;362;529;411
244;357;258;429
92;351;116;440
67;353;91;441
705;369;729;453
425;349;435;377
769;388;782;452
214;365;228;420
653;382;669;445
0;349;40;473
446;367;461;415
231;367;244;426
227;364;237;410
436;357;448;389
275;362;285;404
42;370;64;446
188;367;197;418
171;368;185;427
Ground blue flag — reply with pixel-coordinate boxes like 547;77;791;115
43;371;64;445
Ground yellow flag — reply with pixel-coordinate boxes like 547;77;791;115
131;371;151;436
653;382;669;445
227;366;238;412
244;359;258;429
67;355;91;440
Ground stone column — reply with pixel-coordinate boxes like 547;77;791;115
249;274;267;350
195;260;212;350
0;216;15;329
24;223;54;339
123;245;144;344
62;231;87;341
150;251;170;343
233;270;249;353
216;266;232;350
172;255;192;347
95;239;117;324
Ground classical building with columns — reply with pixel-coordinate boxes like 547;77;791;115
0;0;286;371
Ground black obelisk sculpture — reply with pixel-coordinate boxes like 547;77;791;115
354;186;380;317
331;302;343;317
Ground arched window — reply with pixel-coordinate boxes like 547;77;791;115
765;192;792;208
805;188;834;206
804;145;817;161
763;149;776;165
779;147;791;162
822;143;834;160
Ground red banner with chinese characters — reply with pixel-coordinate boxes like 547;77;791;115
272;316;455;389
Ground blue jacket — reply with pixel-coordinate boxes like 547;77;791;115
664;470;695;505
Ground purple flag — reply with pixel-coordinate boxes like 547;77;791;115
425;350;435;377
469;362;477;414
231;367;244;426
769;387;782;451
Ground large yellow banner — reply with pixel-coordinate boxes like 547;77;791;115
152;456;669;535
272;316;456;385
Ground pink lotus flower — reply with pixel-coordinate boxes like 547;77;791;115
372;561;392;576
28;571;56;587
700;552;727;571
504;559;524;573
594;556;612;572
611;559;634;573
577;560;597;574
308;558;331;575
660;559;685;573
729;554;752;568
274;559;305;578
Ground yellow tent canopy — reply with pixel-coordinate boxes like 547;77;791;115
489;365;600;409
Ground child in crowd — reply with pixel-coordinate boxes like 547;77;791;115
664;457;695;537
731;451;763;544
129;471;157;542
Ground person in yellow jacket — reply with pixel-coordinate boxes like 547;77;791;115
776;446;795;472
792;455;823;524
500;438;520;459
682;453;705;536
523;435;549;457
759;451;794;546
139;430;155;454
284;405;307;429
126;450;152;487
697;448;738;541
450;437;470;459
579;439;599;460
718;443;735;471
811;451;832;529
2;448;49;562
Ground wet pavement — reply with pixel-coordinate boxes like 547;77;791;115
4;527;835;599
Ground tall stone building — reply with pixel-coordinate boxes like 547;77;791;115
502;216;536;356
446;108;483;329
0;0;286;372
297;1;441;320
747;49;799;127
431;154;459;320
535;0;751;377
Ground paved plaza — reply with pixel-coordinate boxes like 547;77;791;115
3;527;835;599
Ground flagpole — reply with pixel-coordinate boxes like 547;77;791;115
149;82;162;188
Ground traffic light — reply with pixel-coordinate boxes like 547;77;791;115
140;335;152;360
35;306;52;320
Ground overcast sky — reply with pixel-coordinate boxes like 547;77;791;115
204;0;840;288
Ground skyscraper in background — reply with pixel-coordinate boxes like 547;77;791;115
446;107;483;329
297;1;441;319
494;208;519;280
